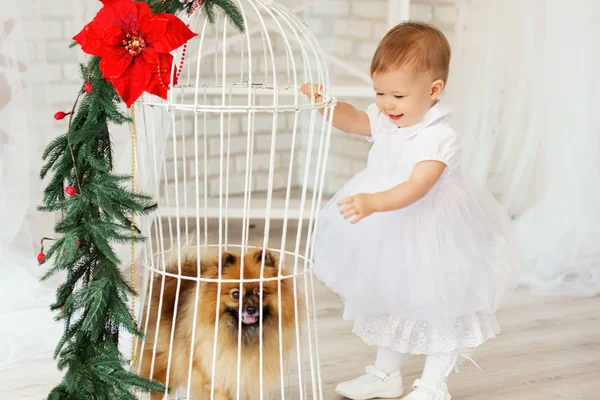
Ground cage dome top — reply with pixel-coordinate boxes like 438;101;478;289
138;0;332;113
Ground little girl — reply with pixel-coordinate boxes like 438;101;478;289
301;22;520;400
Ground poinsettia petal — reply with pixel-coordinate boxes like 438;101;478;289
73;22;108;56
161;53;176;85
146;74;168;101
146;53;175;100
150;14;197;53
100;49;133;79
110;58;153;108
141;47;160;66
101;25;124;48
139;16;168;46
135;2;153;26
95;0;139;34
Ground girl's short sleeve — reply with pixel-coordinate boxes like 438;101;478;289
414;125;461;173
365;103;381;142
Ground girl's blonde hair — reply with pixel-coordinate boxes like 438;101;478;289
371;21;451;83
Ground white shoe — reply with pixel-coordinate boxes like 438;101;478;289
402;379;451;400
335;365;404;400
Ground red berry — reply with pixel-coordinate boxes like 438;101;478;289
65;185;76;196
54;111;68;120
37;252;45;263
85;82;92;94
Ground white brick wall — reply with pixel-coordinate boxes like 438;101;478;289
411;3;435;21
31;0;462;203
351;0;389;18
355;40;380;60
433;3;459;25
302;16;335;35
333;20;374;39
309;0;351;16
28;64;63;83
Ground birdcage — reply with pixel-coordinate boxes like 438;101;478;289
130;0;335;399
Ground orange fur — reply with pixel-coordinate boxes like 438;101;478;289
135;247;301;400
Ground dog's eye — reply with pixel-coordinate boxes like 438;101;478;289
231;290;240;301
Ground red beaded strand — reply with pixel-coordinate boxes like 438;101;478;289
157;0;203;90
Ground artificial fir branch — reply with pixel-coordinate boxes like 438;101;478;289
146;0;192;14
67;82;86;193
39;55;163;400
146;0;246;32
209;0;245;31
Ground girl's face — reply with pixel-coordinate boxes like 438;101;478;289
372;67;444;128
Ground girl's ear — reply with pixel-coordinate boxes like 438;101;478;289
430;79;445;100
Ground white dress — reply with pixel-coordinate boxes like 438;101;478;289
312;102;521;355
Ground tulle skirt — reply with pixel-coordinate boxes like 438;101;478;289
312;169;520;353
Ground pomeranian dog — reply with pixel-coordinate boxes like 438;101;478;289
135;246;301;400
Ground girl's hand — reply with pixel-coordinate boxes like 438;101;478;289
338;193;376;224
300;83;323;102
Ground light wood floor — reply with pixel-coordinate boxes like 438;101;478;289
2;218;599;399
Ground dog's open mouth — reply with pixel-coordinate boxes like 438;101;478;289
226;308;262;326
241;312;258;325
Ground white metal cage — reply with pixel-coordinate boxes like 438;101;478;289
131;1;336;399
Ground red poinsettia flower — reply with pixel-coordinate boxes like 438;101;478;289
73;0;196;107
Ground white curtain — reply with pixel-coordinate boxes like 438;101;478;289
449;0;600;296
0;2;63;368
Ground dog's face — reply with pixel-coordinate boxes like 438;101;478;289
199;248;294;338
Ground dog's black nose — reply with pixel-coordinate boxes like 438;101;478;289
245;306;257;315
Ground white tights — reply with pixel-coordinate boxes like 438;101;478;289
360;346;407;383
421;352;458;382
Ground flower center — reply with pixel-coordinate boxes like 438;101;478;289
123;29;146;56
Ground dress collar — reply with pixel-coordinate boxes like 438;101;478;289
378;101;453;139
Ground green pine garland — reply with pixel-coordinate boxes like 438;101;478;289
41;54;162;400
147;0;245;32
38;1;245;399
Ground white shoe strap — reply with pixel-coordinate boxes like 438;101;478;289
365;365;391;382
413;379;449;396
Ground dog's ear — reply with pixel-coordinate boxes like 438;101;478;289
203;251;237;275
255;249;278;268
221;252;237;268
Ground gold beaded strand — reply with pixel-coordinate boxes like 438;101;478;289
130;106;137;363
